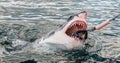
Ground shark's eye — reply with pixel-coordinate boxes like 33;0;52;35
67;16;74;22
67;14;78;22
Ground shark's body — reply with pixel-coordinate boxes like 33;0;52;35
37;11;88;50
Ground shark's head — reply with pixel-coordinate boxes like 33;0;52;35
40;11;88;50
62;11;87;43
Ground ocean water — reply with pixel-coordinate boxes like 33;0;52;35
0;0;120;63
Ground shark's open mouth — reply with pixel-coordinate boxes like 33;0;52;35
65;20;87;40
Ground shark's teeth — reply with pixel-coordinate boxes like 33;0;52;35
73;24;76;26
69;21;84;30
79;24;81;26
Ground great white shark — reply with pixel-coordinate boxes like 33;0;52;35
35;11;88;50
2;11;88;55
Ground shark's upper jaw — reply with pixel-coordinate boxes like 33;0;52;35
64;11;87;42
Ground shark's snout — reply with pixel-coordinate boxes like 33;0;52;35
78;11;87;20
81;11;87;13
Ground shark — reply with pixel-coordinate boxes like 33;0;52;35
36;11;88;50
2;11;89;55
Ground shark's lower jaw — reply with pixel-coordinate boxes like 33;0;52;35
65;20;87;41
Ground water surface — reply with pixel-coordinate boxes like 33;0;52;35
0;0;120;63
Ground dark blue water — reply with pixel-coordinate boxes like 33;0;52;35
0;0;120;63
